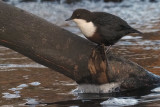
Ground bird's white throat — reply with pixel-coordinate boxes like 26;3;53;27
73;19;96;37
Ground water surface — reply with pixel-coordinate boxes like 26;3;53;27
0;0;160;106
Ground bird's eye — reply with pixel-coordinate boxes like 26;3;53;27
76;14;80;18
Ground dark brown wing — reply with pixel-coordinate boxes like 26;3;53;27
92;12;140;45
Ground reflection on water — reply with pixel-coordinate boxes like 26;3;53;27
0;0;160;106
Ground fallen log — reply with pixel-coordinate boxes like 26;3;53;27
0;1;159;93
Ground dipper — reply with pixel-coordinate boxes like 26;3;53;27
66;9;142;50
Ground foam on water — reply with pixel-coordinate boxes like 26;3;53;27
29;82;41;86
17;84;28;88
23;75;29;79
151;87;160;93
77;82;120;93
141;93;160;103
121;36;142;40
9;87;23;91
2;92;20;99
0;64;45;68
2;82;41;99
101;97;139;106
26;98;39;105
117;40;160;46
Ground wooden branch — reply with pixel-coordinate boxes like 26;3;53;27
0;1;159;91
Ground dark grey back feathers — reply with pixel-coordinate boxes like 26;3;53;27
91;12;142;45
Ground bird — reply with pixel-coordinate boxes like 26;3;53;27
65;9;142;52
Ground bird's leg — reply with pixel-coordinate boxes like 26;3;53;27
95;44;111;57
93;44;110;53
105;45;112;53
99;44;106;58
93;44;102;50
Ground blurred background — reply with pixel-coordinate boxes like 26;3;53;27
0;0;160;106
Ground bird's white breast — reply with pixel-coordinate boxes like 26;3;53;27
73;19;96;37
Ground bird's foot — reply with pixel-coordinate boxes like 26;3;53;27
93;44;111;55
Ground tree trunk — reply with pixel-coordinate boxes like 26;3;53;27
0;1;159;91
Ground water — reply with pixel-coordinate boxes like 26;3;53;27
7;0;160;33
0;0;160;106
101;97;139;106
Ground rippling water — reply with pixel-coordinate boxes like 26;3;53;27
8;0;160;32
0;0;160;106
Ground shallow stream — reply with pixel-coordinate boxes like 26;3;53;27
0;0;160;106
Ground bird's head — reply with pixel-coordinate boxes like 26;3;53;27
65;9;92;23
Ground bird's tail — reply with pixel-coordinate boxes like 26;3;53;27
130;28;143;34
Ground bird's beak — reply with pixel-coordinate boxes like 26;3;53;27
65;17;72;21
